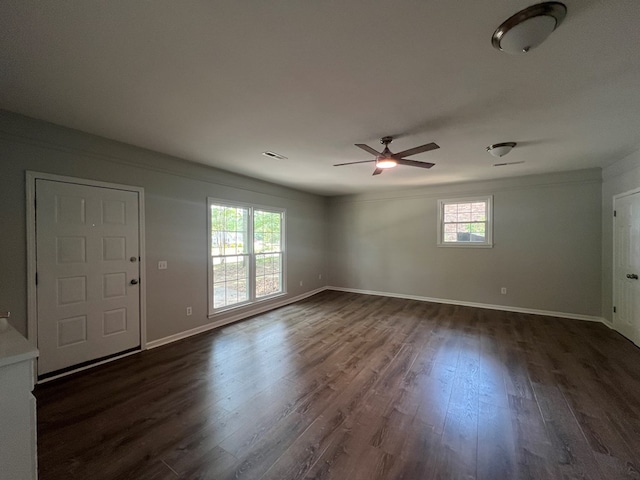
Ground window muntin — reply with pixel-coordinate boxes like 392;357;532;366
208;200;285;314
437;196;493;247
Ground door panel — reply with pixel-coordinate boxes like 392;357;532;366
614;191;640;346
36;180;141;375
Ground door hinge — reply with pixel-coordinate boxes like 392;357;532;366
35;272;38;286
613;306;616;313
614;210;617;217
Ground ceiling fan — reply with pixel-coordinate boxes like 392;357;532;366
334;136;440;175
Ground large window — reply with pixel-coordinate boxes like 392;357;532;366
437;196;493;247
208;200;285;314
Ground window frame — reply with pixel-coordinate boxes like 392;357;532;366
437;195;493;248
207;198;286;317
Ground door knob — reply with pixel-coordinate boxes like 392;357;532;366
130;279;139;285
627;274;639;280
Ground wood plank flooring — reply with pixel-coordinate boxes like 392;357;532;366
35;291;640;479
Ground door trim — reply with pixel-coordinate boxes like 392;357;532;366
612;186;640;336
26;171;147;356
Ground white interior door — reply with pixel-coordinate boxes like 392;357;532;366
613;191;640;346
36;179;141;375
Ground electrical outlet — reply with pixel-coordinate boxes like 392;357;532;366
318;274;322;280
186;307;192;316
501;287;507;295
158;261;168;270
299;280;303;287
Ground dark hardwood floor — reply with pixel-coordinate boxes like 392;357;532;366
36;291;640;479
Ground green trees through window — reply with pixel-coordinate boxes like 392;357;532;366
253;210;283;299
209;201;284;312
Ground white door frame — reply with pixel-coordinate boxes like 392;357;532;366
26;171;147;357
612;186;640;337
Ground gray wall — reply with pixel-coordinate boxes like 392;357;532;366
328;169;603;317
2;108;627;344
0;111;327;340
602;150;640;323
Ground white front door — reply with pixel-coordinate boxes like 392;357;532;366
36;179;141;375
613;190;640;347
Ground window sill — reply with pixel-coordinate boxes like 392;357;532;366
207;291;287;319
437;243;494;248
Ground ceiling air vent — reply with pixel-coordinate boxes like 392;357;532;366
493;161;525;167
262;151;288;160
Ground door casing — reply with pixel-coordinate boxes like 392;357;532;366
26;171;147;374
612;186;640;346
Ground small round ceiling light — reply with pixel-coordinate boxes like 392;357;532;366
487;142;517;157
492;2;567;54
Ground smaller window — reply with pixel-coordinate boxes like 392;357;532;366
437;196;493;247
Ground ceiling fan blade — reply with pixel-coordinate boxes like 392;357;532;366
396;158;435;169
372;168;383;176
393;142;439;158
333;159;376;166
355;144;382;156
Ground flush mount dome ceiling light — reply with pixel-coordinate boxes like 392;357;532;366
487;142;517;157
492;2;567;54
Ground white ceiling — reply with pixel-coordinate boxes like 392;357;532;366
1;1;639;195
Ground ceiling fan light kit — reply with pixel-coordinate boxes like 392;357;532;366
492;2;567;54
376;158;397;169
375;136;398;169
486;142;517;157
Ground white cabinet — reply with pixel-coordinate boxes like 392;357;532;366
0;317;39;480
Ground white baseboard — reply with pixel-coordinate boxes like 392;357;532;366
146;287;328;349
149;286;609;351
600;317;614;329
327;286;607;325
41;286;612;381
